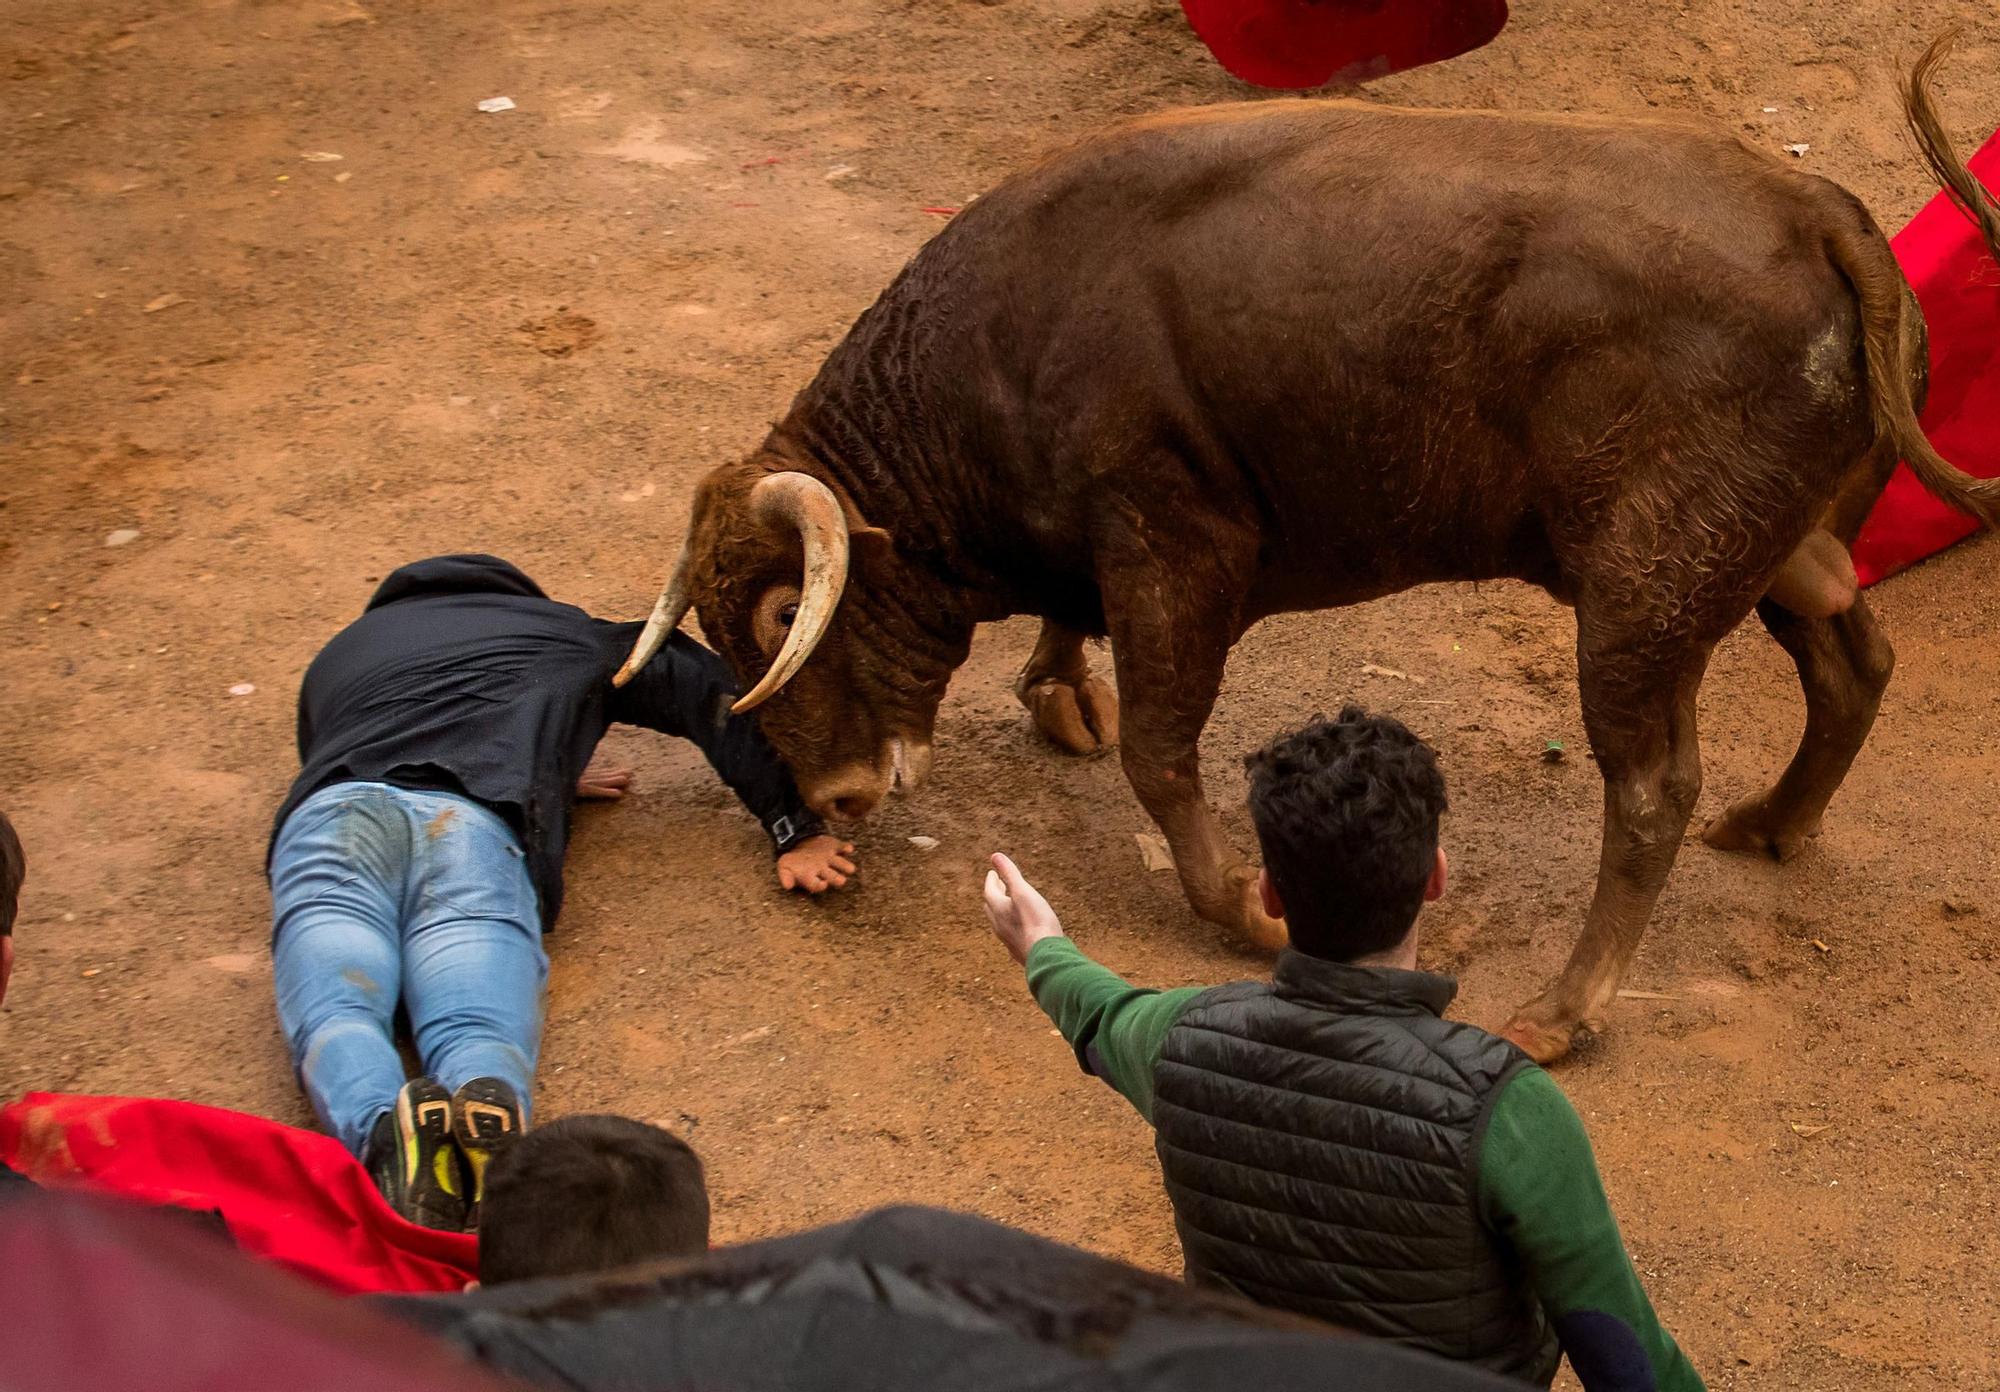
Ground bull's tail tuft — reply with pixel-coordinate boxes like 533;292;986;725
1854;28;2000;528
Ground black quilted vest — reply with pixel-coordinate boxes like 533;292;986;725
1151;950;1560;1386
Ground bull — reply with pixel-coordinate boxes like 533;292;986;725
618;36;2000;1061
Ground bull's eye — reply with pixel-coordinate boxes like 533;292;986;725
752;584;805;656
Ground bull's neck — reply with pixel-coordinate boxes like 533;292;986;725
760;412;1004;623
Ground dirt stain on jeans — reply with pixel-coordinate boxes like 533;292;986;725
342;968;382;995
425;807;457;841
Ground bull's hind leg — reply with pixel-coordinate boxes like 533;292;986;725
1015;619;1120;755
1503;631;1711;1064
1703;592;1894;860
1703;454;1900;859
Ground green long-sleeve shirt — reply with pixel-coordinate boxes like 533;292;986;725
1026;936;1705;1392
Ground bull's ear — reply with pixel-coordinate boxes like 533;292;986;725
849;523;896;568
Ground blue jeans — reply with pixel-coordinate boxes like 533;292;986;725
270;782;547;1156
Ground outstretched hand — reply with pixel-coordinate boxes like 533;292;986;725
575;760;635;801
779;835;857;894
982;852;1067;966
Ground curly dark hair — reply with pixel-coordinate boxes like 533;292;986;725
1243;706;1447;961
479;1115;710;1285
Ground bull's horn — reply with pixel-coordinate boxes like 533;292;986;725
730;471;850;713
612;538;694;688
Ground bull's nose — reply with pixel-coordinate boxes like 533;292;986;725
803;766;889;823
830;793;878;821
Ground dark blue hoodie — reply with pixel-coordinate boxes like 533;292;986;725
271;555;819;927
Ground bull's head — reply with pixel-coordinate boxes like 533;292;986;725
615;461;966;822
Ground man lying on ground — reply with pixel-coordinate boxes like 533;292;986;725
981;706;1704;1392
271;554;855;1231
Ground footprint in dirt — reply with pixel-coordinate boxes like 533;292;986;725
515;310;600;357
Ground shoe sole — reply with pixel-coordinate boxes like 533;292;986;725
456;1099;516;1195
395;1083;464;1229
451;1082;523;1229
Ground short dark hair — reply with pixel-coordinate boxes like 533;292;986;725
1244;707;1448;961
477;1115;710;1285
1;812;23;937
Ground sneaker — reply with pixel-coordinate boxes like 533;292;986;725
450;1076;525;1231
363;1079;466;1231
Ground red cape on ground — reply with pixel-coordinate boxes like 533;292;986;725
1853;129;2000;586
0;1092;478;1294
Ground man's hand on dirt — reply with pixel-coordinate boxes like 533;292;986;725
575;761;635;801
983;852;1067;966
779;835;857;894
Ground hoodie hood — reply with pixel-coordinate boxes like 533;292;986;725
365;555;548;612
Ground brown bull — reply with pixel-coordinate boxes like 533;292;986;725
620;36;2000;1062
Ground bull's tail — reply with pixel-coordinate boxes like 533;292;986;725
1828;29;2000;527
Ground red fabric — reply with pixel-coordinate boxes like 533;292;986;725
1853;130;2000;586
0;1092;478;1294
0;1191;510;1392
1179;0;1507;89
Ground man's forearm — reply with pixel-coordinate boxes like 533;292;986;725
1025;938;1201;1122
609;634;821;850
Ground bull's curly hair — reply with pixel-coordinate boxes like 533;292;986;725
1243;706;1447;961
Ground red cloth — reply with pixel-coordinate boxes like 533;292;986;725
1178;0;1507;89
0;1092;478;1294
0;1191;510;1392
1853;129;2000;586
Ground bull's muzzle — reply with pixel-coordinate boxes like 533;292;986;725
802;739;929;822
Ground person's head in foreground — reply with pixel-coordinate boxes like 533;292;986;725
1;811;23;1005
476;1115;709;1286
1244;705;1448;964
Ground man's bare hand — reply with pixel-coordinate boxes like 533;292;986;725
575;761;635;801
779;835;857;894
983;852;1066;966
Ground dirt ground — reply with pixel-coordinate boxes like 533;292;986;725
4;0;1998;1385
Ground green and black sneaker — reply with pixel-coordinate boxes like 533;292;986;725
450;1076;525;1232
364;1079;467;1231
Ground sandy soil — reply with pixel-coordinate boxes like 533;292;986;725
4;0;1998;1386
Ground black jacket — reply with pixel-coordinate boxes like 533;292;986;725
378;1206;1529;1392
271;555;820;927
1151;953;1559;1385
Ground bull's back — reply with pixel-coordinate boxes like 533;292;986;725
804;100;1874;606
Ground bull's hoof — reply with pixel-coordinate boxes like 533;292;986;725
1225;867;1289;954
1701;794;1815;863
1499;1004;1582;1065
1018;675;1120;755
1239;907;1290;954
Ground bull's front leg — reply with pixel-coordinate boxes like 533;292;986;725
1502;645;1709;1063
1122;730;1288;953
1015;618;1120;755
1100;540;1285;952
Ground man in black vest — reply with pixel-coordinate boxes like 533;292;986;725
981;706;1704;1391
